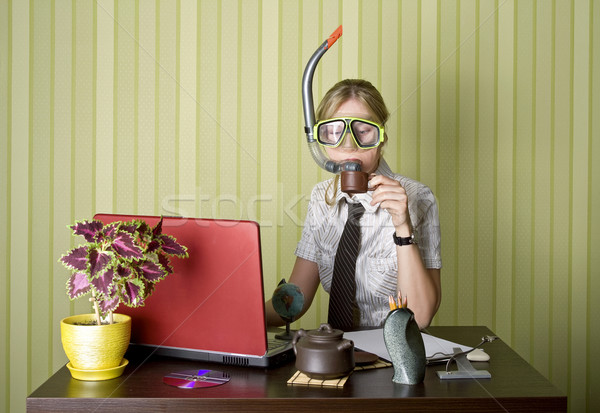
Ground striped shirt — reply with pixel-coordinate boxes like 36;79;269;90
295;158;442;327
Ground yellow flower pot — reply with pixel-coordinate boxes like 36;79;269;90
61;313;131;380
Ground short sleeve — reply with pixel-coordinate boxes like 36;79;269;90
412;188;442;269
294;186;320;263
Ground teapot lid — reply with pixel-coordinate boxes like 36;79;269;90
306;323;344;341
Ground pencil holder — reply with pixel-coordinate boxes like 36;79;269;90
383;307;426;385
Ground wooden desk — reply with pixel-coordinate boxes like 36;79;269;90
27;326;565;412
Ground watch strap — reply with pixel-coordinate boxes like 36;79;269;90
393;232;415;246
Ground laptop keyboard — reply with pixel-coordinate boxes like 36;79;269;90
267;338;289;351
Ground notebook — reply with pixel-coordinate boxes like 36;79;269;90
93;213;294;368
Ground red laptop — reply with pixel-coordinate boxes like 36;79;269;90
94;214;293;368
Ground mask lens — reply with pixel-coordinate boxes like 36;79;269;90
317;120;347;146
350;120;380;147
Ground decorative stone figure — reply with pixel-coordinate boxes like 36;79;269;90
383;307;426;384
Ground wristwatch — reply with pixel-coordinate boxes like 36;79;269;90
393;232;416;246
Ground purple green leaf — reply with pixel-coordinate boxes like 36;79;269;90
101;222;119;239
60;246;88;271
152;217;164;236
97;294;120;315
91;269;114;296
122;278;144;306
158;254;174;275
119;223;138;236
138;261;166;282
67;272;91;299
160;235;188;257
116;264;132;278
88;248;111;277
111;232;143;259
143;280;155;298
136;221;152;238
71;220;104;243
146;239;161;253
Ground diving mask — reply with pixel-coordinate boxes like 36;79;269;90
315;117;384;149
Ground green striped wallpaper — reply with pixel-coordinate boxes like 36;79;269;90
1;0;598;411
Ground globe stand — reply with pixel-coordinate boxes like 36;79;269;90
275;318;295;341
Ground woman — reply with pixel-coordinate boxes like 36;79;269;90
267;79;441;329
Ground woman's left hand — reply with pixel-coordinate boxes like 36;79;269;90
369;174;412;236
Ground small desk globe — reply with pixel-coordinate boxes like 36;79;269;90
272;281;304;340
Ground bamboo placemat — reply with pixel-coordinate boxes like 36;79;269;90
287;358;392;387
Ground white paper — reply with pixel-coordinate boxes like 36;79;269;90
345;329;472;362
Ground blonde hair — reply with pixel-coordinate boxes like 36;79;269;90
316;79;390;126
316;79;390;205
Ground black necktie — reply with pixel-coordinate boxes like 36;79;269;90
328;202;365;330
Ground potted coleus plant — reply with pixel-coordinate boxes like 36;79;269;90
58;217;188;380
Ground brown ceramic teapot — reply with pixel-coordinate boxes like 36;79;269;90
292;323;355;379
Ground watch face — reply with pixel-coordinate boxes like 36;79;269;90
411;230;418;243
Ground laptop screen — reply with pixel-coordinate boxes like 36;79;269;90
93;214;269;357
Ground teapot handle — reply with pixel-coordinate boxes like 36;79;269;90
292;329;307;355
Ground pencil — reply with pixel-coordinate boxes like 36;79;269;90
388;295;397;311
396;291;408;308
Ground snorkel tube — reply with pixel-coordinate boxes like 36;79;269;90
301;26;369;193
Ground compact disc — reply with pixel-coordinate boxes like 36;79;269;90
163;369;230;389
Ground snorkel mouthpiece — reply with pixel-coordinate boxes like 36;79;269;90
301;26;368;193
